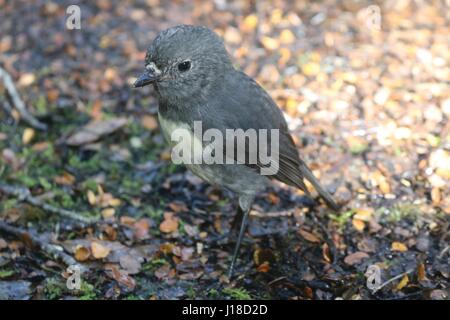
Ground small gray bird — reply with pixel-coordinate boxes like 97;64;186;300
134;25;339;278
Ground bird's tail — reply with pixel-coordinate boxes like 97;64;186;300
299;163;340;211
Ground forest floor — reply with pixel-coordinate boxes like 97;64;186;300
0;0;449;300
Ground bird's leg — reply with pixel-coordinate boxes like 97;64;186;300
230;205;244;237
228;194;254;279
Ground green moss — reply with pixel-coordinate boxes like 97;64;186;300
44;277;64;300
223;287;252;300
0;269;15;279
330;209;354;229
142;258;167;273
78;281;97;300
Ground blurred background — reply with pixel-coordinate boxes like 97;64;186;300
0;0;449;300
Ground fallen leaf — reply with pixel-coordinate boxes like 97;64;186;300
301;62;320;77
74;245;91;262
133;218;151;240
119;255;141;275
87;190;96;206
279;29;295;44
298;229;321;243
141;115;159;131
256;261;270;273
22;128;35;145
417;263;427;281
91;241;111;259
344;251;370;265
101;208;115;219
391;241;408;252
159;212;179;233
53;172;76;185
260;36;279;50
253;248;275;266
18;73;35;87
396;274;409;291
241;14;258;32
352;219;366;232
66;118;127;146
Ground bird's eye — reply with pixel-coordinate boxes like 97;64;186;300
178;60;191;72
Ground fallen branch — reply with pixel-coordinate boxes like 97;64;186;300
0;220;83;270
0;67;47;130
0;184;98;225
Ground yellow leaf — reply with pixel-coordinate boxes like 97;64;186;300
352;219;365;232
301;62;320;76
74;245;91;262
354;208;373;221
261;36;279;51
101;208;116;219
87;190;97;206
242;14;258;32
18;73;35;87
91;241;111;259
391;241;408;252
396;274;409;291
109;198;122;207
279;29;295;44
22;128;35;145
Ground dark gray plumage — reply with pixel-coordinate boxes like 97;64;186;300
134;25;339;278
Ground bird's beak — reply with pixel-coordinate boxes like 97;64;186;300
133;71;160;88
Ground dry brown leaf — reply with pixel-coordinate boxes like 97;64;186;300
298;229;321;243
119;255;141;275
256;261;270;273
344;251;370;265
431;187;441;205
133;218;151;240
159;212;179;233
53;172;76;185
352;218;366;232
66;118;127;146
74;245;91;262
418;263;427;281
91;241;111;259
141;115;159;131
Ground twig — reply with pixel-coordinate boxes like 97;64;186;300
372;268;414;294
311;213;338;264
0;67;47;130
0;184;98;225
0;220;83;270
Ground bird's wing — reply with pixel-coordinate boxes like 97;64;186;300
200;71;339;210
200;71;308;191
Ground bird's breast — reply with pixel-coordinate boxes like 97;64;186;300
158;112;204;163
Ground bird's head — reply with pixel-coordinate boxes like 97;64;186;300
134;25;233;104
